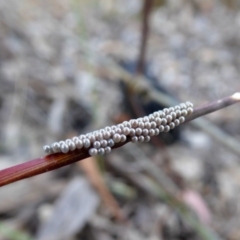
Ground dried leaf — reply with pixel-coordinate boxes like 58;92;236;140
79;157;124;221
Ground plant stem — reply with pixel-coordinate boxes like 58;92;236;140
0;93;239;187
185;92;240;122
136;0;154;74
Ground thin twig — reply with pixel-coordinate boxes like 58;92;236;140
136;0;154;74
0;93;239;187
0;141;127;187
185;93;240;122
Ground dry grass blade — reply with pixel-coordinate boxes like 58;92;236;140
79;157;124;221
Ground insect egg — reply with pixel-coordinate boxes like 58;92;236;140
103;131;111;139
72;137;79;142
166;115;172;123
61;144;69;153
150;122;157;128
109;130;115;136
101;140;108;147
175;110;181;117
95;132;103;141
186;101;193;108
111;126;117;131
163;108;170;114
144;136;151;142
131;136;138;143
43;145;52;154
149;129;155;136
179;116;185;124
138;136;144;142
65;139;72;144
105;146;111;154
148;114;155;121
142;116;149;122
88;134;96;143
70;141;77;151
187;107;193;114
144;122;151;129
130;119;138;128
75;139;83;149
142;129;149;136
89;148;98;156
120;135;127;142
115;127;122;134
125;122;131;128
123;127;130;135
83;139;90;148
180;103;187;109
171;112;177;120
129;129;136;136
135;128;142;136
164;126;170;132
118;124;125;129
107;139;115;147
138;121;144;129
79;134;86;139
181;109;188;117
52;142;60;153
174;105;181;111
153;112;159;118
169;122;175;129
113;134;121;143
174;119;180;126
105;126;111;132
65;139;76;151
154;129;160;135
158;111;165;118
155;117;162;126
98;148;105;155
159;125;164;132
93;141;101;149
161;118;167;126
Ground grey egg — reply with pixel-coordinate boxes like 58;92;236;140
107;139;115;147
93;141;101;149
43;145;52;154
131;136;138;143
98;148;105;155
138;136;145;142
101;140;108;147
105;147;111;154
89;148;98;156
164;126;170;132
113;134;121;143
60;144;69;153
52;142;60;153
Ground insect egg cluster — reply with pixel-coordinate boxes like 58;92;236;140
43;101;193;156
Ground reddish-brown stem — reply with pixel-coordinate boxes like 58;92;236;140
0;141;128;187
185;92;240;122
0;151;88;187
0;93;239;187
136;0;154;74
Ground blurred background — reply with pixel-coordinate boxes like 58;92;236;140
1;0;240;239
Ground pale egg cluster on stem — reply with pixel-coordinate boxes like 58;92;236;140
43;102;194;156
